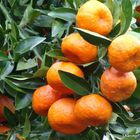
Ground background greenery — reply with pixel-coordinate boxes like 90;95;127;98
0;0;140;139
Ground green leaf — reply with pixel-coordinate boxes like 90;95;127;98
52;20;65;37
109;123;126;135
48;8;76;22
75;28;112;46
8;0;17;7
22;115;31;138
124;97;140;110
121;137;137;140
86;129;100;140
4;107;18;127
132;83;140;100
34;15;54;28
59;70;91;95
74;0;81;8
4;78;28;94
12;78;44;90
0;51;9;61
67;0;82;9
134;10;140;19
33;66;49;78
111;0;121;26
16;58;37;71
98;47;107;59
10;21;19;41
0;61;14;80
118;0;132;35
66;0;74;8
7;133;16;140
133;69;140;81
4;82;18;97
7;75;31;81
0;25;5;47
133;27;140;33
15;94;32;110
0;80;4;93
19;4;40;27
15;36;46;54
126;127;137;135
109;23;121;37
47;49;68;61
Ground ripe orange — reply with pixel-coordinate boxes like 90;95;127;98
48;98;87;134
74;94;112;126
100;67;137;102
0;94;15;122
108;34;140;72
61;32;98;64
76;0;113;35
0;125;11;134
46;62;84;94
32;85;63;116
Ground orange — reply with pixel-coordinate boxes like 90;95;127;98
0;94;15;122
32;85;63;116
46;62;84;94
61;32;98;64
74;94;112;126
76;0;113;35
108;34;140;72
48;98;87;134
100;67;137;102
0;125;11;134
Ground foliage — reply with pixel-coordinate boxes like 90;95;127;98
0;0;140;139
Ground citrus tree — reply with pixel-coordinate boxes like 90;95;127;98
0;0;140;140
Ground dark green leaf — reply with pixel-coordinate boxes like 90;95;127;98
34;15;54;28
121;137;138;140
86;129;100;140
15;36;46;54
132;83;140;100
19;5;40;27
75;28;112;46
110;0;121;26
118;0;132;35
0;25;5;47
0;61;14;80
16;58;37;71
11;21;19;40
4;107;18;127
109;123;126;134
12;78;44;90
133;69;140;81
134;10;140;19
4;78;28;94
48;8;76;22
22;115;31;138
33;66;49;78
133;27;140;33
0;80;4;93
8;0;17;7
98;47;107;59
59;70;91;95
52;20;65;37
47;49;68;61
15;94;32;110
